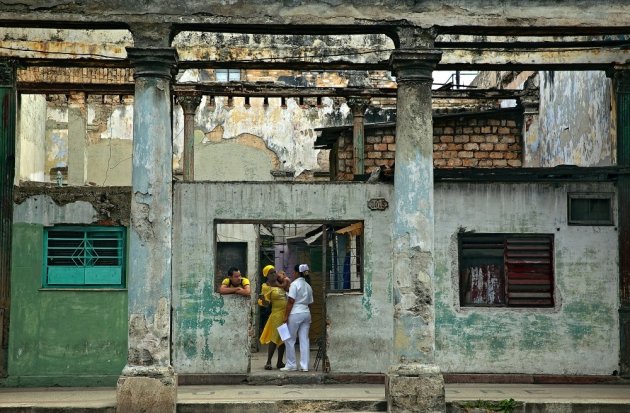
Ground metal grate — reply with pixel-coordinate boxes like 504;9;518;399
44;227;125;287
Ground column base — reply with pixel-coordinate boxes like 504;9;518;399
116;365;177;413
386;363;445;413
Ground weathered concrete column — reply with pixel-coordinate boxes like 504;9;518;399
0;61;16;378
347;97;370;177
67;92;87;185
614;65;630;377
387;28;444;413
519;90;540;167
116;47;178;413
176;95;201;181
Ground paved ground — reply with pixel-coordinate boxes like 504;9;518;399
2;383;630;410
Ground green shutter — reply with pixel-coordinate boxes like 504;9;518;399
44;226;125;288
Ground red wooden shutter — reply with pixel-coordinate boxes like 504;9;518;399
505;236;554;307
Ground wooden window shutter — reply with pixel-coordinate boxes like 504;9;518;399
505;235;554;307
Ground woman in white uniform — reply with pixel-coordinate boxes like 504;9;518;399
281;264;314;372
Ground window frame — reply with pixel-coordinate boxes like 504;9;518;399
326;222;364;293
43;225;126;289
458;232;555;308
215;68;241;82
567;192;614;226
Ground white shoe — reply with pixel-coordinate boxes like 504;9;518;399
280;366;297;372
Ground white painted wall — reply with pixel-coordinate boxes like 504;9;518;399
16;95;47;183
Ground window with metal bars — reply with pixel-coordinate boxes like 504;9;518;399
328;222;363;292
43;226;126;288
459;233;554;307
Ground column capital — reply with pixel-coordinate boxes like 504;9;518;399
127;47;178;80
0;60;17;87
129;23;173;48
519;91;540;115
346;96;371;116
393;26;438;49
176;94;202;115
390;49;442;83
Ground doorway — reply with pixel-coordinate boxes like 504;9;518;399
214;221;364;374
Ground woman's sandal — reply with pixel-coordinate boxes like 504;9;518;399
276;362;285;369
264;364;273;370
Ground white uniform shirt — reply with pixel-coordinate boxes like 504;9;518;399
288;277;313;315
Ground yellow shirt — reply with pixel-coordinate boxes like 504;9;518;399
221;277;250;288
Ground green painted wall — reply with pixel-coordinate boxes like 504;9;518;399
6;223;127;387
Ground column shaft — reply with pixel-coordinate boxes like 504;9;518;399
347;97;370;177
67;92;87;185
391;49;441;365
387;45;445;413
117;47;178;413
177;95;201;181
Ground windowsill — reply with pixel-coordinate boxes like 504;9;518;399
457;305;559;312
39;288;128;291
326;291;363;296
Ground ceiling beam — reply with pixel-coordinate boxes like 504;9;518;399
7;46;628;71
18;81;533;100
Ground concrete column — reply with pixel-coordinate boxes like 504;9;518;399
176;95;201;181
67;92;87;185
116;47;178;413
0;60;16;378
520;91;540;168
614;65;630;377
387;28;445;413
347;97;370;177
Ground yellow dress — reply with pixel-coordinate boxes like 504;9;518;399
259;283;287;346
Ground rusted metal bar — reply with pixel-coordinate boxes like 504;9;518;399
615;67;630;377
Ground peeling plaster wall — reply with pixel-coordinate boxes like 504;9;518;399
434;181;619;375
172;182;393;373
13;195;96;225
531;71;613;167
16;94;47;183
87;140;132;186
173;96;351;178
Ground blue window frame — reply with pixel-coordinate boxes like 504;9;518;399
43;226;126;288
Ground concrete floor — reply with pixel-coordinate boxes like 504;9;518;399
2;383;630;411
250;344;319;373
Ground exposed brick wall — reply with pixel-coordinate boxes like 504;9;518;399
18;67;134;83
333;111;522;180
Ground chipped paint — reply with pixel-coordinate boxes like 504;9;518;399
434;181;619;374
172;182;393;373
532;71;613;167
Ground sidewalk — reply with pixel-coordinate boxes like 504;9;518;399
1;383;630;412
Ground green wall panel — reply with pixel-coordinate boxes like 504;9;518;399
7;223;128;386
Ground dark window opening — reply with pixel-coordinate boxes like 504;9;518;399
459;233;554;308
568;193;613;225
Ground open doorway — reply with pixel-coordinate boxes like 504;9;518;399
214;221;364;374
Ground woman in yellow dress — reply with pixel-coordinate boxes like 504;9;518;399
258;265;291;370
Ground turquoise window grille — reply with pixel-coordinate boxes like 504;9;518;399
43;226;126;288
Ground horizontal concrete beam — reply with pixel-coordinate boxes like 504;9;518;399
18;81;532;100
7;47;628;71
0;1;630;34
